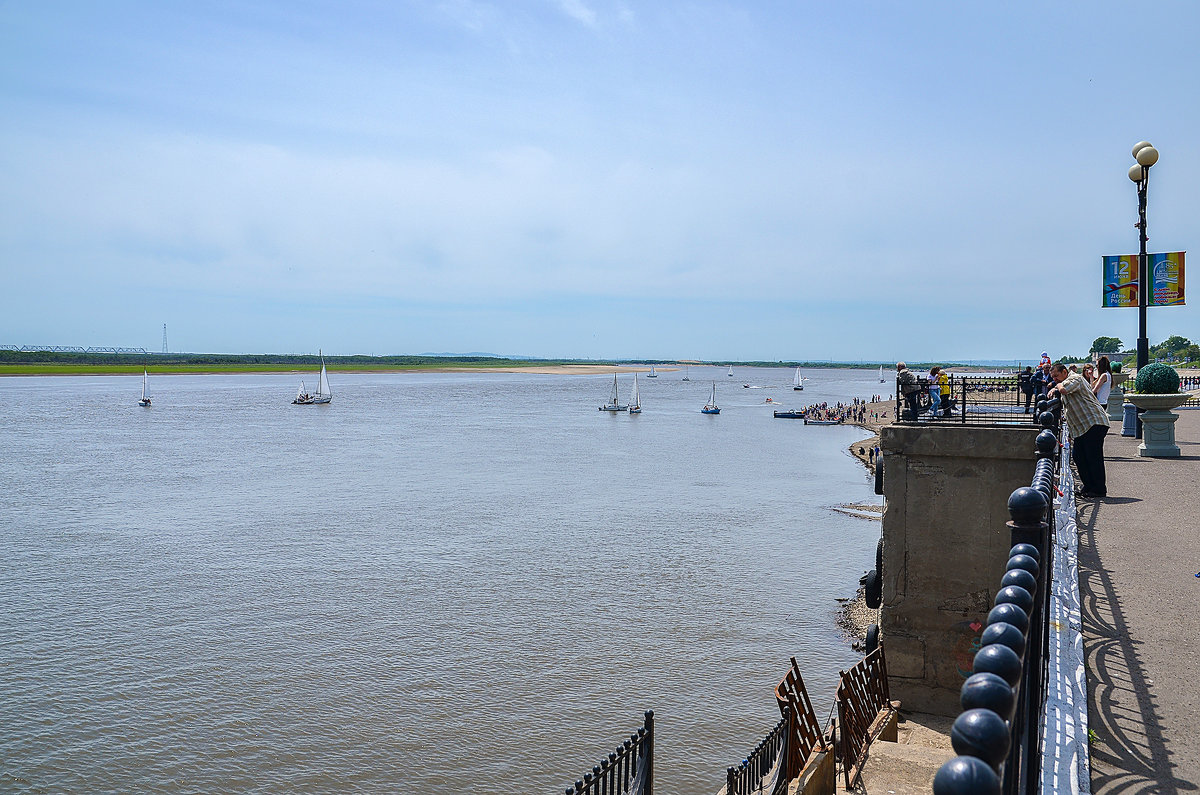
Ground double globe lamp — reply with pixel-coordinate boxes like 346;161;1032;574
1128;141;1159;372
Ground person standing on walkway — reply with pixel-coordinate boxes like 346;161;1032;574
1092;355;1113;407
937;368;951;417
1031;362;1053;402
1048;362;1110;499
928;367;942;418
1019;366;1035;412
897;362;921;419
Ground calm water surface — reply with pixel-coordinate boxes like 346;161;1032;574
0;367;883;794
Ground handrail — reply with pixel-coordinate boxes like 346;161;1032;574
723;717;787;795
895;375;1040;426
567;710;654;795
932;399;1063;793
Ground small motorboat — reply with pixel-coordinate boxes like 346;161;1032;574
773;410;804;419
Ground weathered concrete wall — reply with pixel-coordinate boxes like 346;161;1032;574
879;423;1039;717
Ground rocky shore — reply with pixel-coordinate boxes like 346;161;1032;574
836;584;881;651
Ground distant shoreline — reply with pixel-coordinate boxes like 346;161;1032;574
0;361;1023;378
0;363;643;377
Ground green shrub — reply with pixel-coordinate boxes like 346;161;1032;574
1110;362;1122;373
1133;362;1180;394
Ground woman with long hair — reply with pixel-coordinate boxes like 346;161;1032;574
1092;356;1113;406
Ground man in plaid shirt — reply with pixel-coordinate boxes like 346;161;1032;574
1047;362;1110;499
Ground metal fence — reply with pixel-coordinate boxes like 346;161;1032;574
723;717;787;795
932;402;1064;793
835;646;893;789
567;711;654;795
895;376;1045;426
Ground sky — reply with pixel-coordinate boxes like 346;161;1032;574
2;1;1198;362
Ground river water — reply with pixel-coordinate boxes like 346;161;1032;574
0;367;883;794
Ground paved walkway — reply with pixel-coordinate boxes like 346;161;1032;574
1077;408;1200;793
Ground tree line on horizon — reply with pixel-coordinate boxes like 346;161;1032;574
1056;335;1200;366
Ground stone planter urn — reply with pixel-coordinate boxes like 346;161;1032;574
1125;393;1191;457
1106;372;1130;422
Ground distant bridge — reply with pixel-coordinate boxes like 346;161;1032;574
0;345;150;354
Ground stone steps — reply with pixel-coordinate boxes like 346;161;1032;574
835;740;957;794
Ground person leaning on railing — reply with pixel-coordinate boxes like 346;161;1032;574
1048;362;1110;499
897;362;921;419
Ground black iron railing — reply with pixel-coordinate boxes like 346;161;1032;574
724;716;787;795
567;711;654;795
895;376;1044;426
932;400;1063;794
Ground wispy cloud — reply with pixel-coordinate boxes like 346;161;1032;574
552;0;597;27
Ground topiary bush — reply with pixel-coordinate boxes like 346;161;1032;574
1133;362;1180;394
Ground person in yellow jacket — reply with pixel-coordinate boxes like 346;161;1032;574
937;369;951;417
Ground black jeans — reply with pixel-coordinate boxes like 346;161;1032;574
1073;424;1109;496
903;392;922;419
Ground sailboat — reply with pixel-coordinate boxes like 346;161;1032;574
682;365;690;381
293;350;333;404
879;364;885;383
629;374;642;414
138;368;152;406
599;374;628;411
793;367;804;391
701;382;720;414
727;365;734;377
647;364;657;378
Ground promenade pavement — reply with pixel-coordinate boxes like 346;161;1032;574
1078;407;1200;792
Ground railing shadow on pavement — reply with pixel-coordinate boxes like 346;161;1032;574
1075;500;1199;793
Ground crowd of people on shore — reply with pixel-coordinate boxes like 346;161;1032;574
796;397;875;424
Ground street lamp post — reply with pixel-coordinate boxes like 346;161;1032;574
1128;141;1159;439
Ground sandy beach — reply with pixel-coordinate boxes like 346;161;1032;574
846;398;894;469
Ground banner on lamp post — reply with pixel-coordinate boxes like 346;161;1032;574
1102;251;1185;307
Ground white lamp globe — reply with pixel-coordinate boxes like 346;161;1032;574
1129;164;1144;182
1135;146;1159;167
1132;141;1153;157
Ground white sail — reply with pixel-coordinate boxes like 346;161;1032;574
629;374;641;412
317;363;330;397
794;367;802;387
294;350;333;404
728;365;733;376
139;368;151;405
600;373;628;410
293;349;332;404
879;364;885;383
